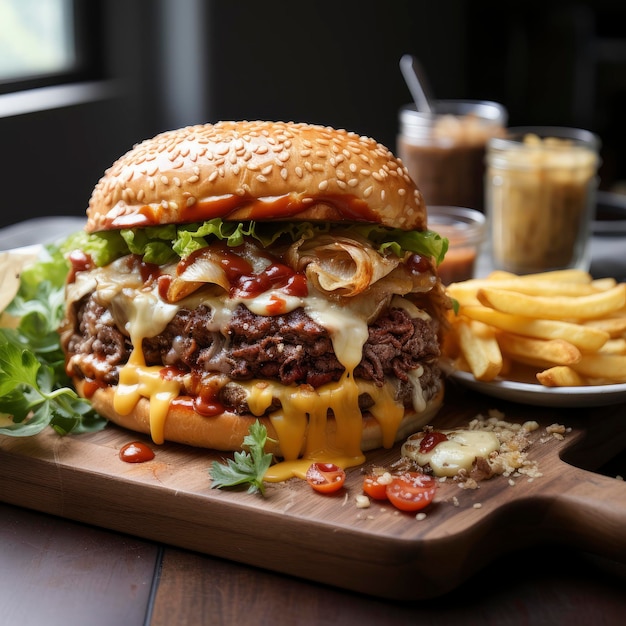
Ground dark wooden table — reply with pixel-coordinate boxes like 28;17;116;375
2;220;626;625
3;452;626;626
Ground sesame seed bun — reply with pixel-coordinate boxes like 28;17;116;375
86;120;426;232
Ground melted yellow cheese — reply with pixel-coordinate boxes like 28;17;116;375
114;350;181;445
261;374;405;481
76;254;431;480
401;430;500;477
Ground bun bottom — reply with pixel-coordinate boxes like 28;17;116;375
75;379;444;456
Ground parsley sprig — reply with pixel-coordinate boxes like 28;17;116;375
0;242;106;437
209;420;275;495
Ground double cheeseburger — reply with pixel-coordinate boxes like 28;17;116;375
60;121;450;480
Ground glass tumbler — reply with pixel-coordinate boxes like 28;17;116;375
485;127;600;274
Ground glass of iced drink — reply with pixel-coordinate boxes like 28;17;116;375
397;100;508;212
485;127;600;274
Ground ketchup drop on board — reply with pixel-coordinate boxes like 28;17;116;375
119;441;155;463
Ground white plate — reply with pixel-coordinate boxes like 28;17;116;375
449;370;626;408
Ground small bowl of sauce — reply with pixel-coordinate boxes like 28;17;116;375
428;206;486;284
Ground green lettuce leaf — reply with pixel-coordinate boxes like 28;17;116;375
72;218;448;267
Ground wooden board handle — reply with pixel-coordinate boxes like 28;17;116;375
540;464;626;560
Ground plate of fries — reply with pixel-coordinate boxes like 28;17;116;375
442;269;626;407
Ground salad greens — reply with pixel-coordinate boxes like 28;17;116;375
71;218;449;268
0;242;106;437
209;420;275;495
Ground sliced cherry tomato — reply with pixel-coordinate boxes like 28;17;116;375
385;472;437;512
305;462;346;494
362;473;391;501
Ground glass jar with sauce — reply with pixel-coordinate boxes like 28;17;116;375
397;100;508;212
486;127;601;274
428;205;486;285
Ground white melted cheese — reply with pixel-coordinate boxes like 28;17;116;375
73;255;432;478
402;430;500;477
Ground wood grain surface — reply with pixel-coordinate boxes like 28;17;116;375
1;382;625;601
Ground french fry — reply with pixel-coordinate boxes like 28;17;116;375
497;332;581;366
536;366;587;387
455;318;503;382
449;277;602;297
476;284;626;320
591;277;618;291
570;354;626;383
583;316;626;338
599;338;626;355
461;306;609;352
442;270;626;388
488;268;593;283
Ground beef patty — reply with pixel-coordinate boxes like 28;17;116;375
65;296;441;415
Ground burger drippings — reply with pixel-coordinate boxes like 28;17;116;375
63;241;441;480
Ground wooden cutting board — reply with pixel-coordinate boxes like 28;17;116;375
1;382;625;601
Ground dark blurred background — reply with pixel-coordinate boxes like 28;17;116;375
1;0;626;227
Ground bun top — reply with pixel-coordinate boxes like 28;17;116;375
86;121;426;232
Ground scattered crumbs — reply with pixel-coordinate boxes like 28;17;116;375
460;408;571;485
452;496;460;507
355;494;370;509
342;492;349;507
472;503;482;509
416;512;427;521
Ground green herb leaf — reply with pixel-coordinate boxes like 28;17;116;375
0;337;102;437
209;420;275;495
0;241;107;437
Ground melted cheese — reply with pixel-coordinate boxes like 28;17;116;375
401;430;500;477
114;350;181;444
262;374;405;481
75;254;431;479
